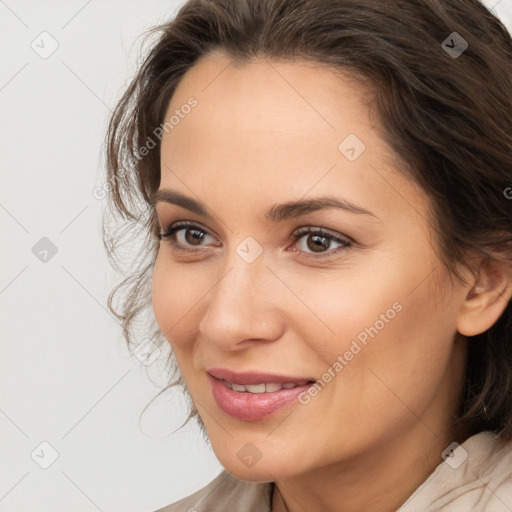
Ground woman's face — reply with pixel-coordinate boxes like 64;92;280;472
152;53;469;481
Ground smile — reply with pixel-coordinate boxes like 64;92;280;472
221;380;311;393
208;371;316;421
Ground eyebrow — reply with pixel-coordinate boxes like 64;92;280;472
152;189;377;223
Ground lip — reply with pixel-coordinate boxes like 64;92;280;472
207;371;316;421
207;368;315;385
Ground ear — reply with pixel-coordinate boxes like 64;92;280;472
457;257;512;337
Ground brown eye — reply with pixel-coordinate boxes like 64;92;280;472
158;221;215;250
183;227;207;245
291;227;352;258
305;234;331;252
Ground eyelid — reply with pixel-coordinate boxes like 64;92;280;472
288;226;352;259
158;220;210;240
158;220;352;258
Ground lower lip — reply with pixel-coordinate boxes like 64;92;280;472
208;374;314;421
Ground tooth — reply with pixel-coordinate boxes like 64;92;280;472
226;381;308;393
245;384;267;393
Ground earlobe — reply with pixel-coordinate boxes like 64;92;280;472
456;258;512;337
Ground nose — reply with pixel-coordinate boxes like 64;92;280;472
198;252;285;351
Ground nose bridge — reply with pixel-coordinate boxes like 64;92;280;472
198;248;283;348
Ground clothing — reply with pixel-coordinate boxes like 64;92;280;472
155;431;512;511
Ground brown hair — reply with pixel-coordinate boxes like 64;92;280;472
104;0;512;441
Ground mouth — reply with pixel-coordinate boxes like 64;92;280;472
220;380;312;393
207;368;316;421
207;367;316;385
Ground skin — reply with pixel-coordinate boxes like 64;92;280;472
151;52;512;512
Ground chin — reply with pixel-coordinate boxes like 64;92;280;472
215;448;303;483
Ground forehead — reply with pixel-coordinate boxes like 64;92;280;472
159;53;429;223
164;53;376;150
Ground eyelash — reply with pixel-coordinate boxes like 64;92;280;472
158;221;352;259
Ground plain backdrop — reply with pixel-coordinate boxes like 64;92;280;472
1;1;511;511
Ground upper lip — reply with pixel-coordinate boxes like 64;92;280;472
207;368;315;385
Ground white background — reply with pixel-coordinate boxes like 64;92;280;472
1;1;511;511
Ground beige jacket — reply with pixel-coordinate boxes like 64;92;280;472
156;431;512;511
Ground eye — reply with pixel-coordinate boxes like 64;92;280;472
158;221;352;259
158;221;219;253
289;227;352;259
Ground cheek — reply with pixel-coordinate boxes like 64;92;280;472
151;253;200;348
283;266;405;356
296;257;454;394
329;278;455;421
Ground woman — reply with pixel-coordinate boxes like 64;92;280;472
104;0;512;510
